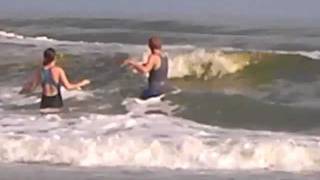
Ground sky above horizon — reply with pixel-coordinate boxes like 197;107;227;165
0;0;318;25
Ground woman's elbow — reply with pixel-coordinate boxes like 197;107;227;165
141;67;150;74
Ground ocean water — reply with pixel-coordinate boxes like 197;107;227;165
1;18;320;179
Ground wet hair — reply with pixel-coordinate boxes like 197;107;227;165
43;48;56;66
148;36;162;53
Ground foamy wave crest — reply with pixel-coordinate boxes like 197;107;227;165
168;48;320;80
0;113;320;172
218;47;320;60
0;30;55;42
169;49;254;79
272;50;320;60
0;31;24;39
0;30;116;50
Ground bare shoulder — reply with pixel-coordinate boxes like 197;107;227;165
51;66;65;76
52;66;64;72
149;54;161;62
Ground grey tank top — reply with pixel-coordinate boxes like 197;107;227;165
148;54;168;86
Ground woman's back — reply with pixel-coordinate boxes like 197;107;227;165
41;67;60;97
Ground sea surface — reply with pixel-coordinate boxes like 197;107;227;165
1;18;320;179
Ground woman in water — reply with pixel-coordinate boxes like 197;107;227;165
20;48;90;112
123;36;171;99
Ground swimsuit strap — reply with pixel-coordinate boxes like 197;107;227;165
41;68;59;88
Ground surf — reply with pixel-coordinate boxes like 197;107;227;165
0;111;319;172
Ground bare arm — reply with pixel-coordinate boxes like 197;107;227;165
19;69;41;94
123;55;157;74
58;68;90;90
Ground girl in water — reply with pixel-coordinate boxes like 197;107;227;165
20;48;90;112
123;36;171;99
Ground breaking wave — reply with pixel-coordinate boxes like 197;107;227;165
0;112;319;172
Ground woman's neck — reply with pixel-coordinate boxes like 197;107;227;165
44;62;55;69
152;49;161;55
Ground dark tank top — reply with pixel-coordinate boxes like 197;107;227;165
140;53;174;99
148;54;168;89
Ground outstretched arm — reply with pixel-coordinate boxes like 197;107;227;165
58;68;90;90
19;69;41;94
123;55;156;74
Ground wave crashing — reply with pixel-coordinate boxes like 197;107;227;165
0;113;319;172
169;49;255;79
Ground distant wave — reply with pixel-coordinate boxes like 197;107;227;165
1;29;319;58
0;30;55;42
1;30;320;80
0;30;194;55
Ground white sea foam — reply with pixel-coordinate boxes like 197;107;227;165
0;85;320;172
255;49;320;60
122;96;179;116
168;49;252;79
0;112;319;172
0;31;24;39
0;30;56;42
218;47;320;60
0;86;320;172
